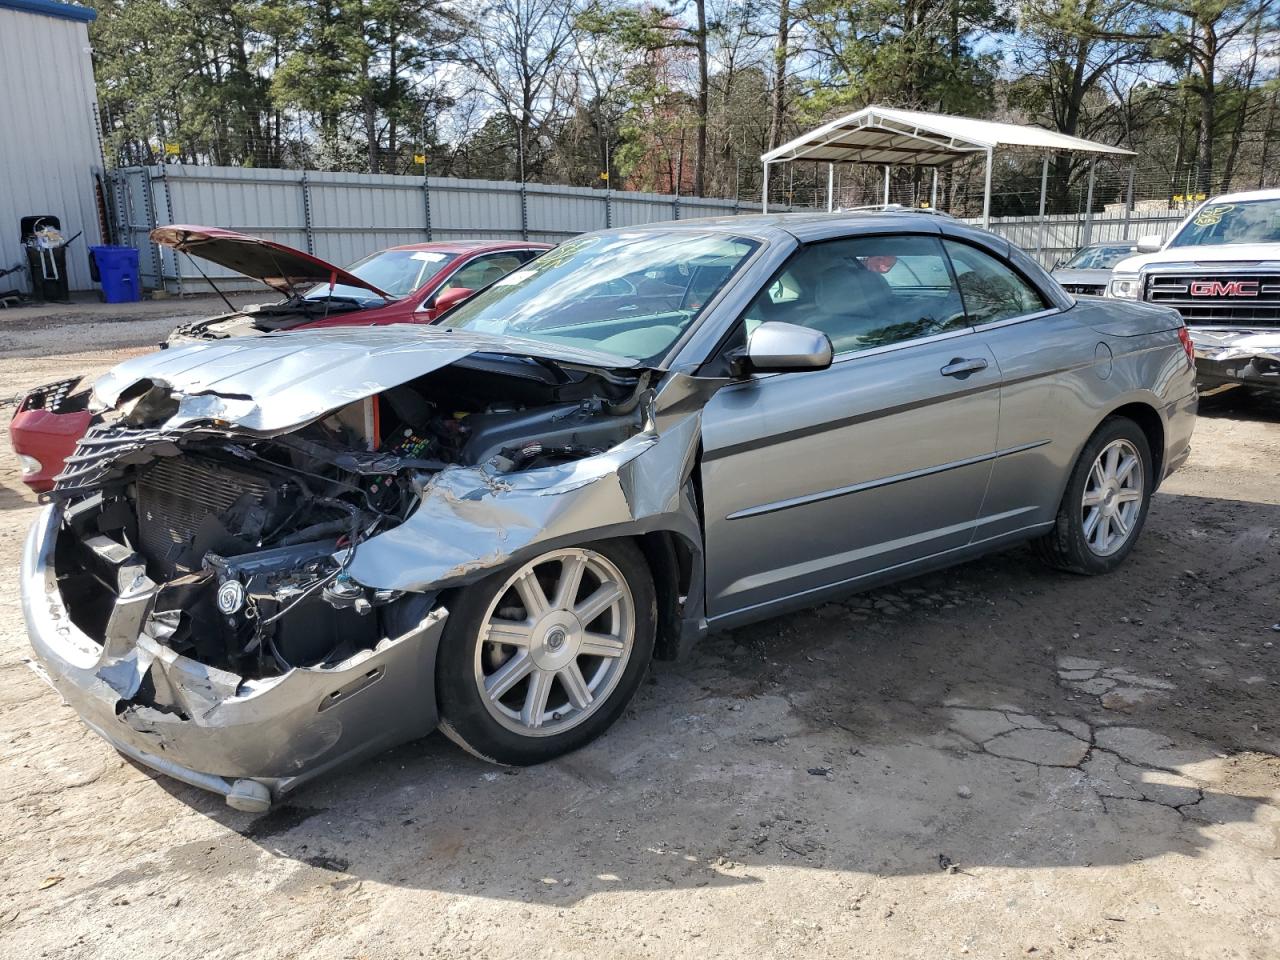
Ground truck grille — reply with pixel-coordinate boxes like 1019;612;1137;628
1061;283;1105;296
134;457;272;574
1146;274;1280;327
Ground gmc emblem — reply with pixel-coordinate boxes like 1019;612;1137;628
1189;280;1259;297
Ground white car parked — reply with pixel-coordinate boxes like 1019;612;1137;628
1106;188;1280;392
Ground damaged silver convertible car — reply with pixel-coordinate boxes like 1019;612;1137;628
23;213;1197;811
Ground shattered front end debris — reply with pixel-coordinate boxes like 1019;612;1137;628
21;327;704;810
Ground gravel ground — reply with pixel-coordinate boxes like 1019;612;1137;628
1;306;1277;960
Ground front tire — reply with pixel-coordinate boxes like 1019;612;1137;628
436;539;656;765
1034;417;1153;575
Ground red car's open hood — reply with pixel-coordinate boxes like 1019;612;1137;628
150;225;393;299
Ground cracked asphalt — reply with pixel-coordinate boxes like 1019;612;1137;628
0;306;1277;959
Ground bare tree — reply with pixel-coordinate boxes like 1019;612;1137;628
1144;0;1261;193
459;0;580;180
768;0;792;150
1011;0;1154;207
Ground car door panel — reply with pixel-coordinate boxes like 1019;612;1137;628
976;310;1111;537
699;333;1001;619
938;237;1104;540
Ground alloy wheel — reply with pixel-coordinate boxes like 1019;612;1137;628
1081;438;1144;557
473;548;636;737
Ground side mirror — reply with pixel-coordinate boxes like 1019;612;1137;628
734;321;833;376
1136;235;1163;254
431;286;474;314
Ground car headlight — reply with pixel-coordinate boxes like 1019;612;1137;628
18;454;43;477
1108;275;1141;299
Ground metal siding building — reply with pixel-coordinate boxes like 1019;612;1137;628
0;0;102;292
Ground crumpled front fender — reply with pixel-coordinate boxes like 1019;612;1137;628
344;401;706;596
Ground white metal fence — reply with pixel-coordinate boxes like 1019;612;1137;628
969;211;1186;268
106;164;1190;292
107;166;771;292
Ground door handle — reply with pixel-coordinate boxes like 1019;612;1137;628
940;357;989;378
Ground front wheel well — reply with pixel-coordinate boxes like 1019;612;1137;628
637;531;696;661
1105;402;1165;482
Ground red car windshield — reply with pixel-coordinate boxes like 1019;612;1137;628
303;249;456;303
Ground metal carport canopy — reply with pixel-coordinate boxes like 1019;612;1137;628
760;105;1136;228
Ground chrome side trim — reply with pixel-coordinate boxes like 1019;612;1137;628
726;439;1051;520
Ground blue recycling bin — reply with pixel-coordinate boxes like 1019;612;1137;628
89;245;141;303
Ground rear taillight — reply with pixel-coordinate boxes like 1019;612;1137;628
1177;326;1194;365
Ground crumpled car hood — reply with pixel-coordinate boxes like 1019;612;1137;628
93;325;640;434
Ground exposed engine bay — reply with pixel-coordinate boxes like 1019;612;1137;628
50;354;649;684
168;298;369;342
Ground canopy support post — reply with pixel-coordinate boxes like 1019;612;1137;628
1123;164;1136;239
982;148;993;229
762;161;769;214
1036;155;1049;262
1081;159;1097;247
827;163;835;212
930;168;938;209
883;165;891;205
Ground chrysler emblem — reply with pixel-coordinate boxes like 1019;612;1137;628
217;580;246;615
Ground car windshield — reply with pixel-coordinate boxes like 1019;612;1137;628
1062;245;1135;269
441;231;760;363
1169;198;1280;248
302;249;456;303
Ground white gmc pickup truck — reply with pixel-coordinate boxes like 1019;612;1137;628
1106;188;1280;393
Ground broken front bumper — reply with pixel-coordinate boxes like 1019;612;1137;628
21;506;447;811
1192;328;1280;391
9;378;94;492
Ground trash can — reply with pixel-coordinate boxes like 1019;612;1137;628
22;215;72;302
24;245;70;302
88;245;141;303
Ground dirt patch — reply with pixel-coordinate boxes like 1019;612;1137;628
0;329;1276;959
0;293;260;371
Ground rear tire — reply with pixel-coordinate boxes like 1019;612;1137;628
436;538;656;765
1033;417;1153;575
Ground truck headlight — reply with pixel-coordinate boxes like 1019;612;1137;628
18;454;43;477
1108;275;1140;299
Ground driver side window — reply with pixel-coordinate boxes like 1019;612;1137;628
437;253;526;297
738;235;968;356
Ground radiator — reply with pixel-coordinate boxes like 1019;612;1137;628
134;456;272;573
